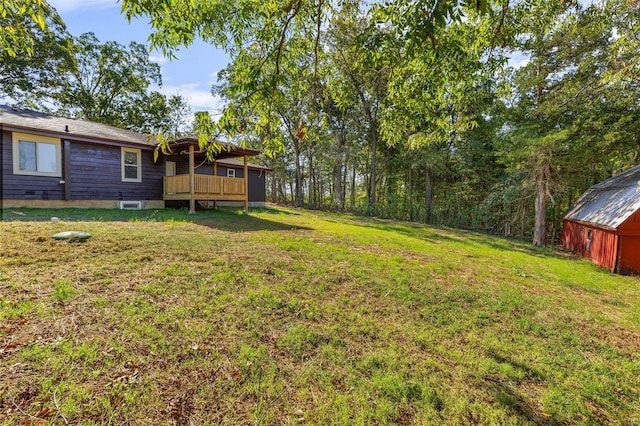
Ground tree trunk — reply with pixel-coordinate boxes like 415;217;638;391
350;163;356;211
425;164;432;224
533;152;552;246
334;130;344;211
408;164;413;221
293;141;303;207
368;125;378;216
308;146;315;206
342;150;349;211
533;178;547;246
289;175;295;206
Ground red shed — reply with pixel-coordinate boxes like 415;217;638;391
562;165;640;275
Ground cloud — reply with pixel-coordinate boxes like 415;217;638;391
508;56;530;70
48;0;117;12
149;55;169;65
157;82;226;114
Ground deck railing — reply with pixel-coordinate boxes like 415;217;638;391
164;174;246;196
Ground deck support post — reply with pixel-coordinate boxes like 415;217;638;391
243;155;249;214
213;160;218;209
189;145;195;214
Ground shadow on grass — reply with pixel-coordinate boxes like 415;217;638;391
481;376;552;426
0;207;311;233
482;351;550;425
194;214;311;233
338;213;563;260
319;213;459;244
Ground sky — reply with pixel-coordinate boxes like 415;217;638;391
48;0;229;115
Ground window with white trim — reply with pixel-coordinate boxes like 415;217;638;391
121;147;142;182
227;168;236;178
12;132;62;177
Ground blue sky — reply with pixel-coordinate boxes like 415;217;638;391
48;0;229;115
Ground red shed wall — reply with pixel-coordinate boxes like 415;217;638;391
618;210;640;275
561;220;618;271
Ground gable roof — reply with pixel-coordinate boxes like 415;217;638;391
0;105;154;149
564;165;640;230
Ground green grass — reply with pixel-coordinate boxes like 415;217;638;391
1;206;639;424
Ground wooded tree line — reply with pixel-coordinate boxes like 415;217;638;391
4;0;639;246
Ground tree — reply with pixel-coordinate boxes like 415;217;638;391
53;33;161;126
0;0;60;57
120;0;498;141
498;1;636;246
0;1;74;104
5;30;192;136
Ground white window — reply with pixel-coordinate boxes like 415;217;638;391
227;168;236;178
121;147;142;182
165;161;176;176
12;132;61;177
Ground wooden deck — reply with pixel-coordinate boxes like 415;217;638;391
164;174;247;201
166;143;251;213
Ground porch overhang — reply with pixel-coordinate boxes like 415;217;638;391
166;137;260;161
163;138;257;214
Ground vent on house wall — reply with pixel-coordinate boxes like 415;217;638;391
120;201;142;210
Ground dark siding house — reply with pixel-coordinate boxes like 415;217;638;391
1;106;164;209
1;106;270;211
561;165;640;274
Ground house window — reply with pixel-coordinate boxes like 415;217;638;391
227;169;236;178
122;147;142;182
12;132;61;177
165;161;176;177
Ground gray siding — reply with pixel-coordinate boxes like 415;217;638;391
248;169;266;202
1;130;164;201
1;129;64;200
68;141;163;200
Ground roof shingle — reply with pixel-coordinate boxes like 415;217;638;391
0;105;154;147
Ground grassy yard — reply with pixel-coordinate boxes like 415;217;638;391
1;207;639;425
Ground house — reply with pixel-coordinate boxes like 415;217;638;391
561;165;640;274
0;106;270;212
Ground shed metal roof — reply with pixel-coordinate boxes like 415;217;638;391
564;165;640;230
0;105;155;148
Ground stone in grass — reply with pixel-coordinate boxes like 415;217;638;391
52;231;91;242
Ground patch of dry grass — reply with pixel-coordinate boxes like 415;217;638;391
1;207;640;424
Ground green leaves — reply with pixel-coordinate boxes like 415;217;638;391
1;0;57;57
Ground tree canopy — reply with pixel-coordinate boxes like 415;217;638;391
1;21;192;136
5;0;640;246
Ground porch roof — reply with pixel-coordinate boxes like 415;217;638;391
168;137;260;160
